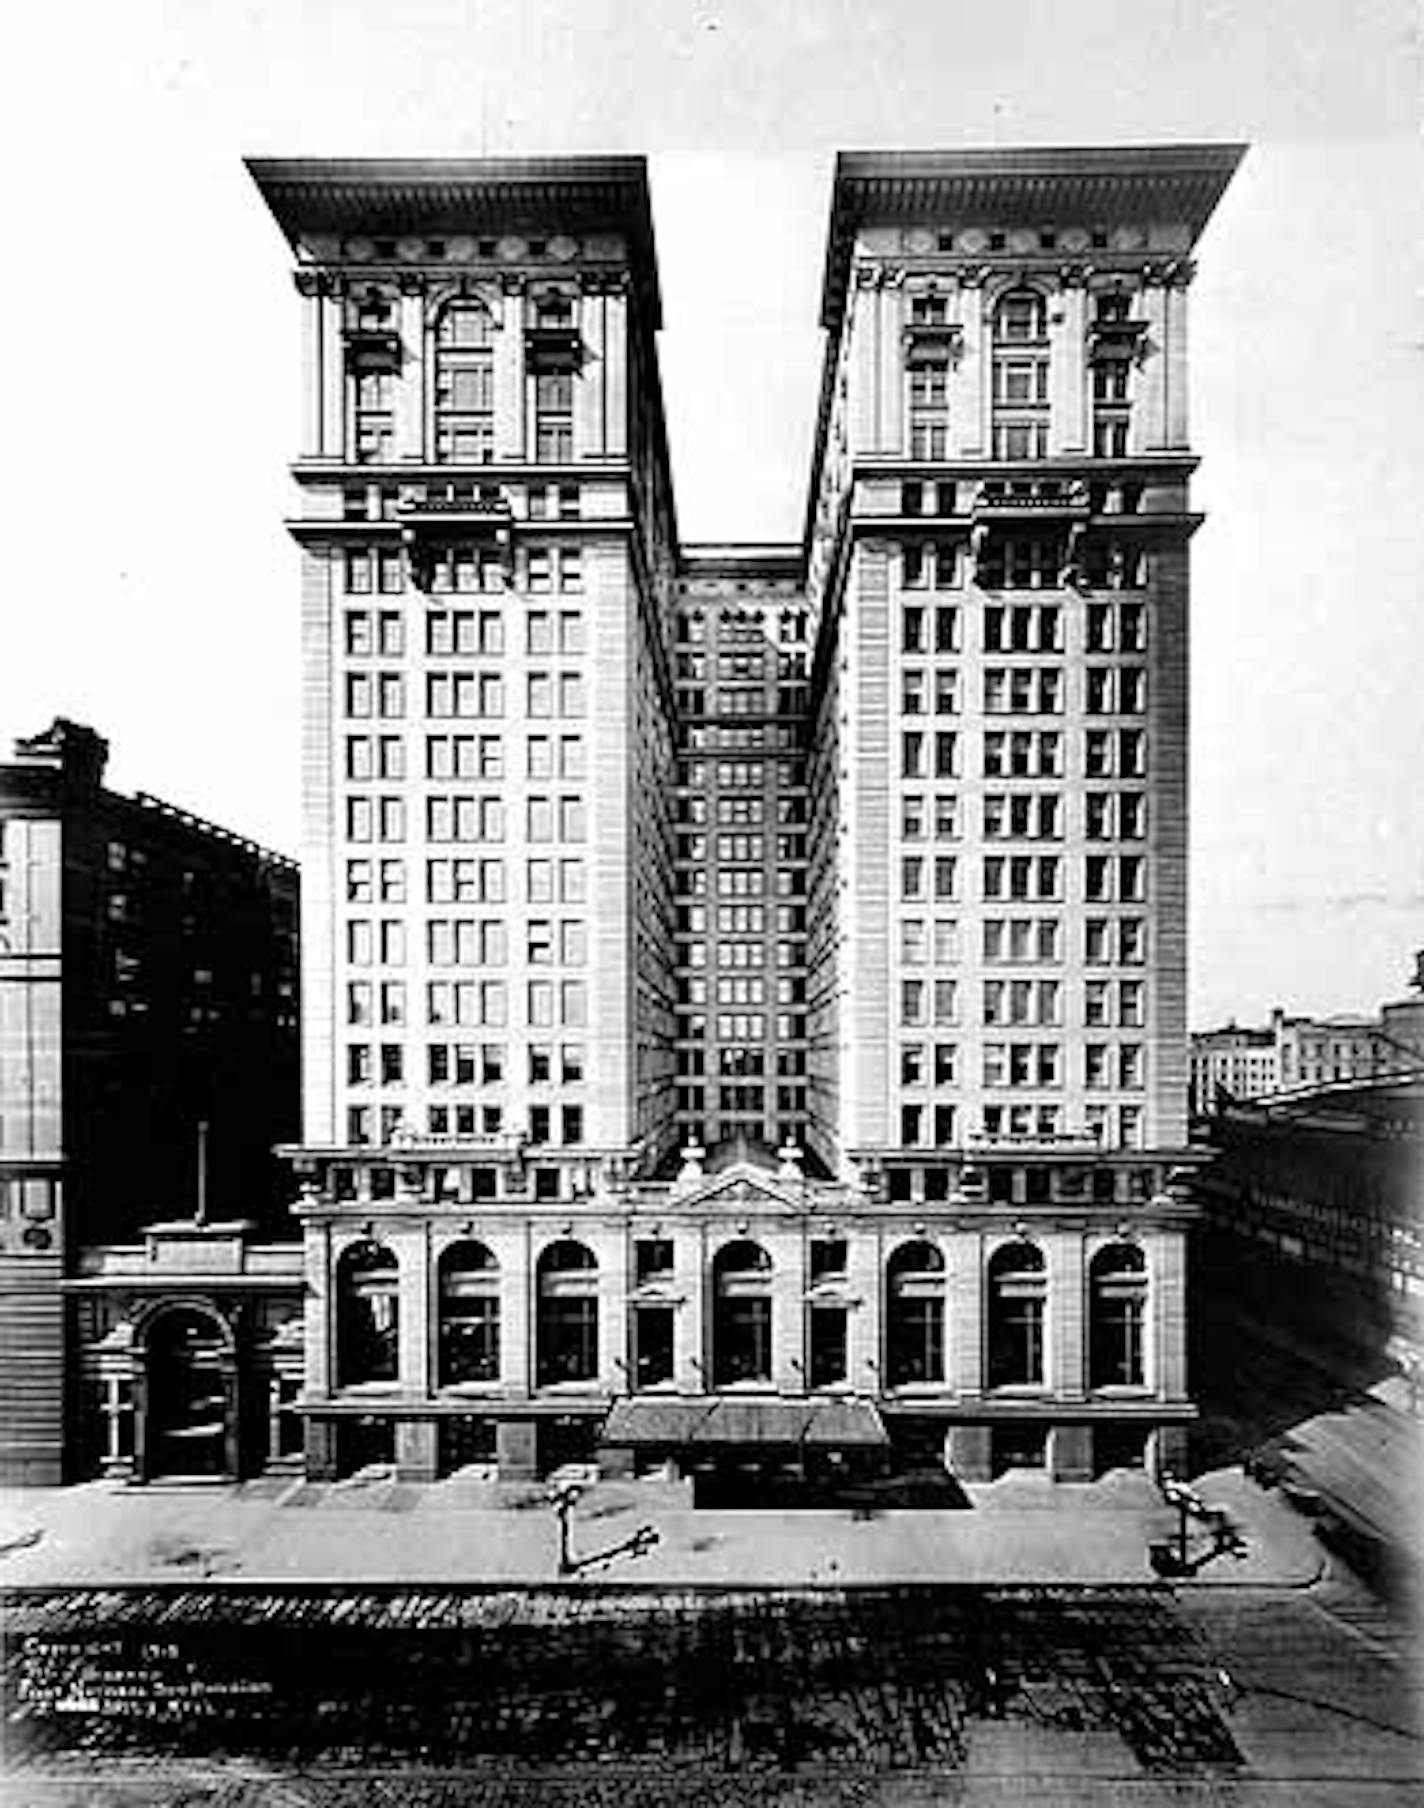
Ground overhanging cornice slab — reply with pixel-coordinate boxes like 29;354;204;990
821;143;1247;328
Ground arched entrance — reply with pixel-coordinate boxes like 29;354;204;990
141;1304;236;1480
535;1240;599;1386
711;1239;773;1387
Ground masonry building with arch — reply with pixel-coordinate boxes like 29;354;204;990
206;143;1243;1489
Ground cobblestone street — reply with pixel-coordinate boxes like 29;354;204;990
5;1581;1420;1804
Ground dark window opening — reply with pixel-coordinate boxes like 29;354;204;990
809;1305;849;1389
987;1241;1045;1388
712;1239;773;1387
886;1241;946;1387
336;1242;400;1385
536;1240;599;1385
633;1304;675;1389
438;1239;500;1385
1089;1243;1147;1388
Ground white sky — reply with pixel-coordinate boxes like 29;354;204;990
3;0;1422;1027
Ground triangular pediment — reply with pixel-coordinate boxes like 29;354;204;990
674;1161;805;1215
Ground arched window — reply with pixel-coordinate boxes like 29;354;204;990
1089;1242;1147;1388
711;1239;773;1387
433;302;494;465
990;290;1049;462
987;1241;1046;1387
886;1241;946;1387
336;1241;400;1385
536;1240;599;1385
437;1240;500;1385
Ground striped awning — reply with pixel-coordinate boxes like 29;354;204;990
602;1396;887;1448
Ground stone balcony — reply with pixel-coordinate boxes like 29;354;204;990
970;478;1091;521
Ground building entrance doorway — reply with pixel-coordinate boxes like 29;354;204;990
143;1307;234;1479
711;1240;773;1387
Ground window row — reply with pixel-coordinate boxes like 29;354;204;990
682;941;802;971
346;793;586;845
895;1098;1150;1147
349;1042;590;1092
347;857;584;906
678;904;804;934
332;1234;1148;1392
343;546;584;595
419;609;586;657
345;978;587;1029
677;1013;807;1043
344;672;590;721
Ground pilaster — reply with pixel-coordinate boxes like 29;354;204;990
296;276;324;459
955;274;987;456
1139;277;1169;451
602;1223;630;1391
1153;1229;1189;1399
395;1225;430;1393
948;1229;983;1394
1048;1230;1086;1400
304;1221;332;1394
319;288;345;458
877;281;905;455
575;285;603;458
603;287;628;459
677;1224;706;1392
1054;275;1089;455
772;1227;806;1395
504;1223;532;1393
395;283;426;460
848;279;877;455
1163;272;1191;450
847;1226;880;1393
494;281;525;461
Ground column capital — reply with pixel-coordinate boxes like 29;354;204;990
1145;258;1195;288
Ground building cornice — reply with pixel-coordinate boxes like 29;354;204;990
820;143;1247;331
246;155;663;328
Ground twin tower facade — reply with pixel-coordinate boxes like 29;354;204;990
249;146;1242;1485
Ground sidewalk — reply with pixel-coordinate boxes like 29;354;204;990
0;1464;1323;1591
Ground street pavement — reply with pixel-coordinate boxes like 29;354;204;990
0;1464;1323;1590
4;1451;1419;1804
3;1580;1420;1806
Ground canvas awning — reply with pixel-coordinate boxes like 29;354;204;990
602;1396;887;1448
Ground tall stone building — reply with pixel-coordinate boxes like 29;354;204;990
249;145;1241;1486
